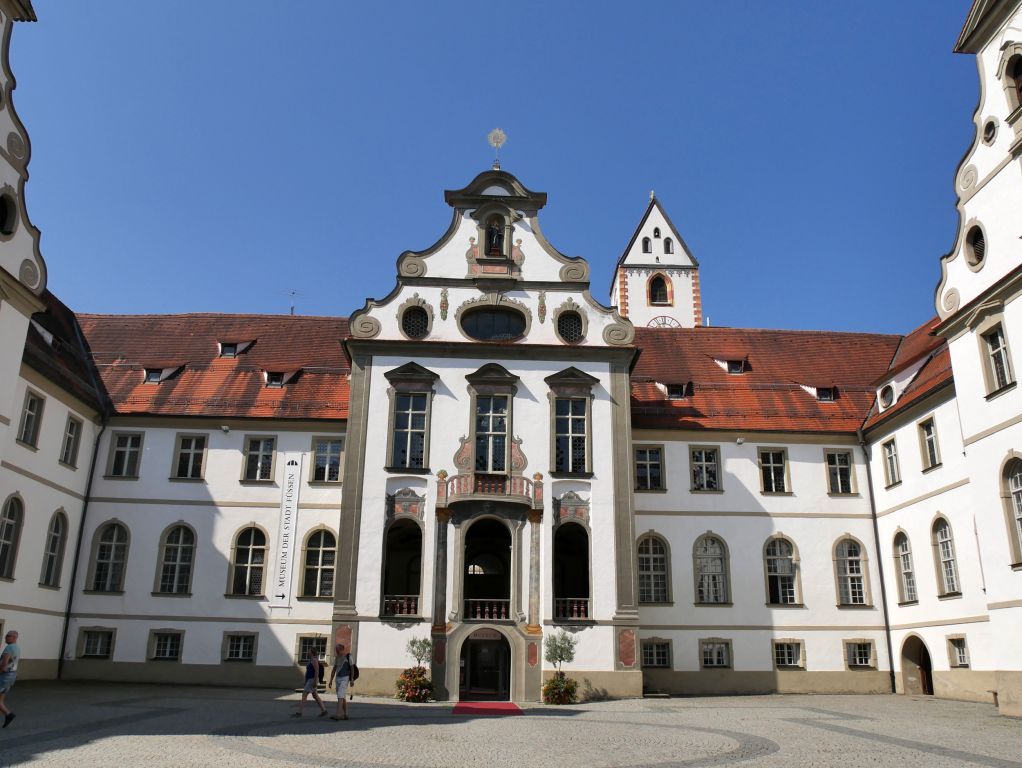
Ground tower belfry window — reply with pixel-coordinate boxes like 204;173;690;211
653;227;661;238
664;238;674;254
650;275;669;305
642;237;652;254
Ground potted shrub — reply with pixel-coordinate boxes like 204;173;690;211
542;630;579;704
395;637;434;702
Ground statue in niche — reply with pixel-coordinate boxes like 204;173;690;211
487;220;504;256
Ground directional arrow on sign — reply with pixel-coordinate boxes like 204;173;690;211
275;593;286;599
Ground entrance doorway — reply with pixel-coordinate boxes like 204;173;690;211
900;636;933;695
459;628;511;701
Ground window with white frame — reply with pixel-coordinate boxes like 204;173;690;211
882;439;901;487
983;325;1014;392
157;525;195;594
641;639;670;668
948;637;969;668
173;435;206;479
554;397;587;474
243;437;275;481
17;391;44;447
846;641;874;668
60;416;83;467
109;433;143;478
301;529;336;598
225;633;255;662
919;419;941;470
151;631;182;661
0;496;23;579
90;522;129;592
933;518;960;595
836;538;867;605
700;639;732;668
81;629;113;659
765;537;798;605
297;636;328;664
894;532;917;603
474;395;508;472
638;535;669;603
826;451;853;494
39;511;67;587
313;438;344;482
691;447;720;491
230;527;266;596
635;447;664;490
694;535;729;604
759;450;787;493
773;641;803;668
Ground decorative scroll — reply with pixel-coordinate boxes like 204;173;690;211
6;132;26;163
452;435;473;472
554;491;590;527
386;488;426;522
603;321;635;346
19;259;40;290
399;255;427;277
512;239;525;266
942;289;960;313
559;262;588;282
510;435;528;474
350;315;381;338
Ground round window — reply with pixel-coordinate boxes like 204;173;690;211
966;225;986;267
0;193;16;236
879;385;895;409
983;120;997;144
401;306;429;339
461;307;526;341
557;311;584;343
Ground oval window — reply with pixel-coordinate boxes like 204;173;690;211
879;385;895;409
461;307;526;341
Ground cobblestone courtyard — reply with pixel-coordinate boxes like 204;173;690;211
0;683;1019;767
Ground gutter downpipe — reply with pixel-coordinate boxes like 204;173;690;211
858;426;897;694
57;323;110;680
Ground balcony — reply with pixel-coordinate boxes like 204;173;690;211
437;470;543;509
382;595;419;617
464;598;512;621
554;598;590;621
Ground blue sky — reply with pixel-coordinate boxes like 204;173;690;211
12;2;976;334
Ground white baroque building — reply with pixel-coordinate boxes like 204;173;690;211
1;0;1021;716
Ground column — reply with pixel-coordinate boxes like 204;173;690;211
526;508;542;634
432;507;451;631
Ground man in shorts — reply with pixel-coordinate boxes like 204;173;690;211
328;643;352;720
1;629;20;728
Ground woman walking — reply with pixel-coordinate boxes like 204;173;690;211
293;647;328;718
328;643;353;720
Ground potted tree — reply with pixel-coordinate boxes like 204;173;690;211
542;630;579;704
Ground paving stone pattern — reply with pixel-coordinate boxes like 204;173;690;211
0;683;1019;767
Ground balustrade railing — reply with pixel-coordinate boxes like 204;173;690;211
554;597;590;620
382;595;419;616
464;598;511;621
436;470;543;509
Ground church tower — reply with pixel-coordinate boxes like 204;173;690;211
609;194;701;328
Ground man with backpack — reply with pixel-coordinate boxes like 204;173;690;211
327;643;357;720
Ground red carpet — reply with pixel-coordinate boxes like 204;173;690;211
451;701;523;716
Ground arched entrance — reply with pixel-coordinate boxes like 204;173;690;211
459;628;511;701
901;635;933;695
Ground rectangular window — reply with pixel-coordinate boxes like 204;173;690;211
266;372;285;388
297;636;328;664
109;432;143;477
144;368;162;384
817;387;836;402
984;326;1014;392
60;416;83;467
392;394;428;469
244;436;275;481
225;634;255;662
760;450;787;493
474;395;508;472
774;641;803;668
826;451;853;494
882;439;901;487
174;434;206;479
690;446;720;491
949;637;969;668
313;438;344;481
152;632;182;661
700;640;732;668
81;630;113;659
641;640;670;668
220;343;238;358
635;447;664;491
846;641;874;668
554;397;587;474
18;391;44;447
919;419;941;470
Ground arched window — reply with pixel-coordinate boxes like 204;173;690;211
638;535;669;603
693;534;729;604
1010;55;1022;109
664;237;674;254
649;275;670;305
653;227;661;239
642;237;652;253
893;532;917;603
835;538;867;605
932;518;959;595
90;522;129;592
553;522;590;619
765;537;799;605
230;527;266;596
0;496;23;579
40;510;68;587
381;520;420;614
302;528;336;598
157;525;195;594
1003;459;1022;565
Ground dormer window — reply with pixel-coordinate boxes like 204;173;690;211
817;387;836;402
879;384;895;409
667;383;691;400
664;238;674;254
642;237;652;254
144;368;162;384
266;372;285;388
653;227;661;239
727;360;745;375
220;343;238;358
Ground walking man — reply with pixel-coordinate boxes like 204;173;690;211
328;643;352;720
292;646;328;718
1;629;20;728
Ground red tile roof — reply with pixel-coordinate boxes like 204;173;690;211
76;314;350;420
631;326;902;433
862;347;953;431
872;316;944;385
